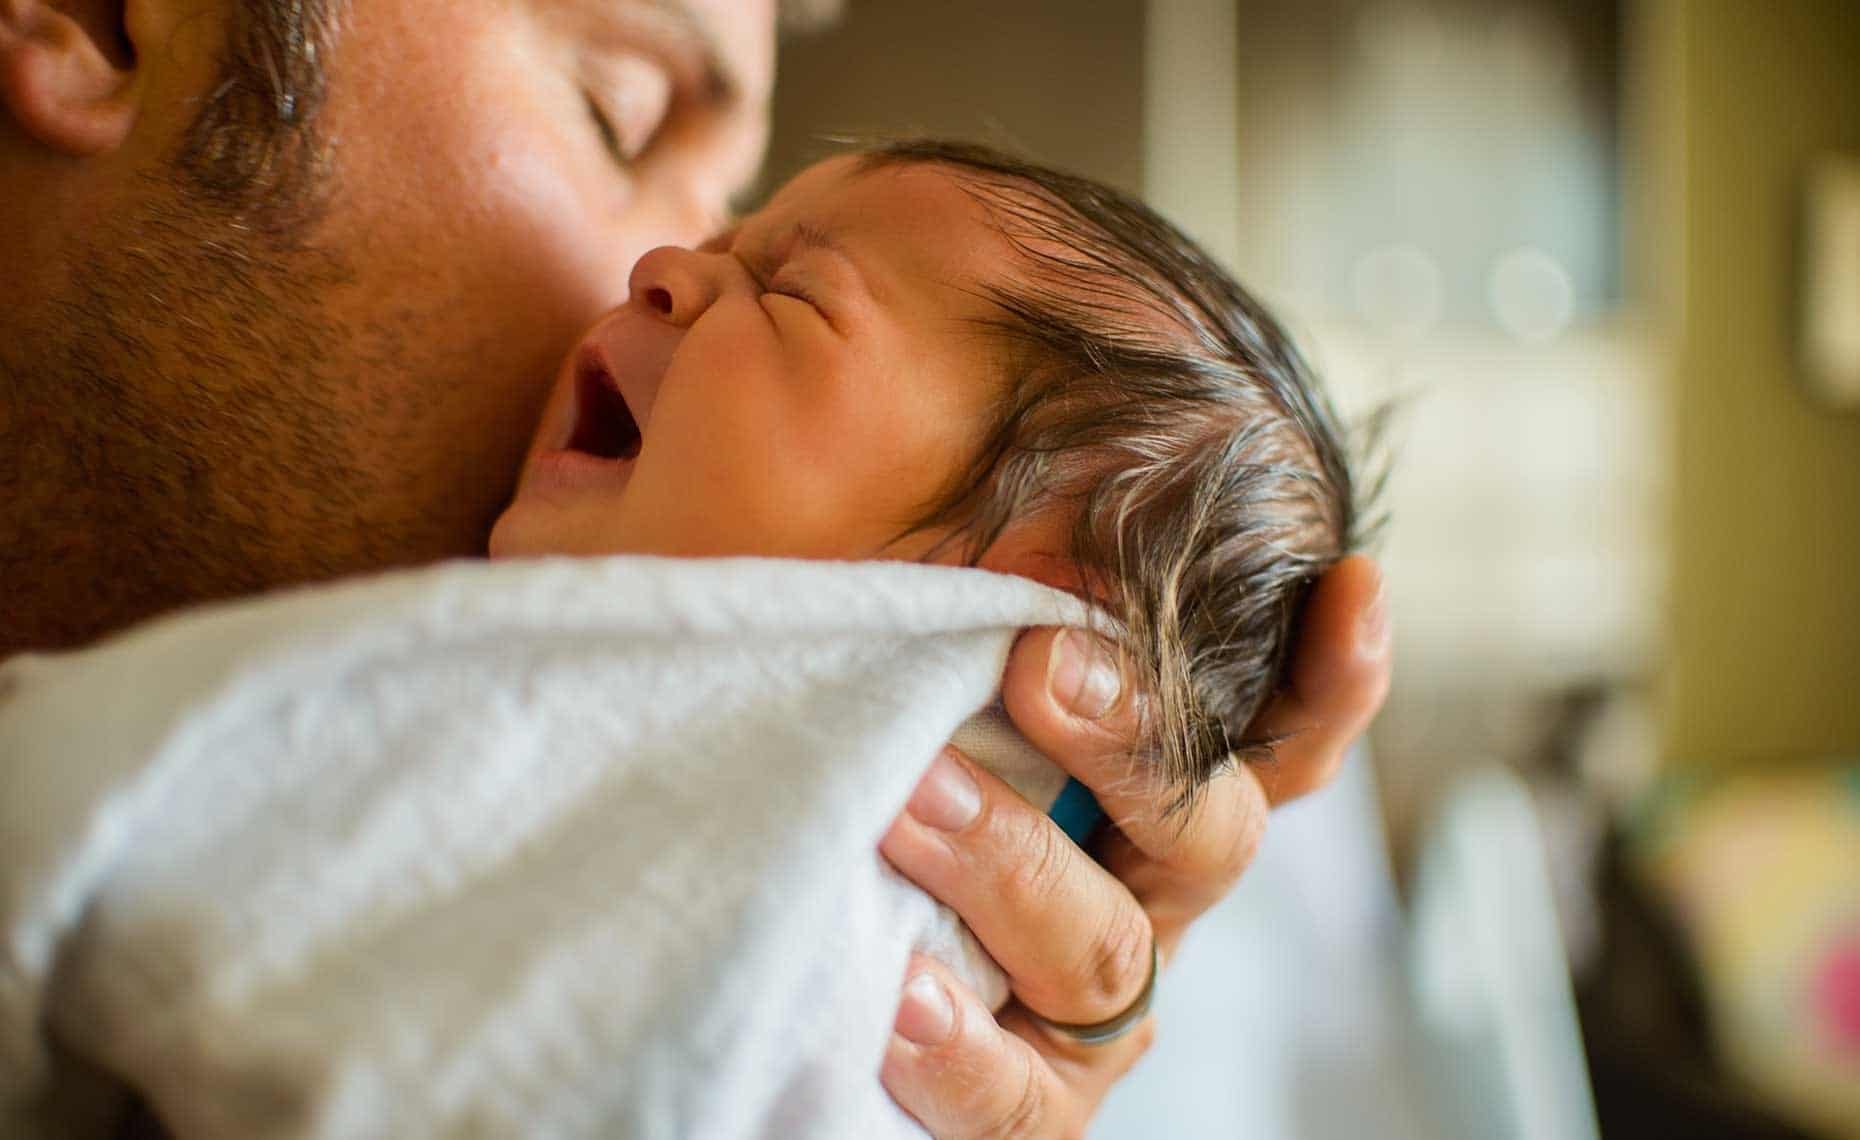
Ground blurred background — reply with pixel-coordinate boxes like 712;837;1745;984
763;1;1860;1137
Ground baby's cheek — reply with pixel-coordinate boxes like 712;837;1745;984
805;444;951;555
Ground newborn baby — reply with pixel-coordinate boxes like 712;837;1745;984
0;142;1375;1137
490;139;1370;807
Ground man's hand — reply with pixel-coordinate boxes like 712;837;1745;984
878;555;1390;1137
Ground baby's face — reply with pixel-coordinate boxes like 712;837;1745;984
489;156;1012;563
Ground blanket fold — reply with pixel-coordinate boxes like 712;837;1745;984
0;557;1085;1140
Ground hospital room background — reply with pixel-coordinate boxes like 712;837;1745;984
760;1;1860;1137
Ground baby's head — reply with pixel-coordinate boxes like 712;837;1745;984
492;140;1371;805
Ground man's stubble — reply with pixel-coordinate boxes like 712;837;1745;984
0;166;492;655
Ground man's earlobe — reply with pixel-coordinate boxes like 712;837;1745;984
0;0;137;156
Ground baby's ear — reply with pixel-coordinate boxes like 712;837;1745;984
986;549;1089;596
974;519;1100;602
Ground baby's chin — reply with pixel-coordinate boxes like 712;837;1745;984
486;495;619;560
485;499;546;559
488;489;686;561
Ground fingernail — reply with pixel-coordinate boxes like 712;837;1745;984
1360;576;1391;651
907;749;981;832
896;973;956;1044
1050;628;1120;720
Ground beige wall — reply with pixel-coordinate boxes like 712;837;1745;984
761;1;1143;202
1664;0;1860;761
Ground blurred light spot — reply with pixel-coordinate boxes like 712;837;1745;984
1816;930;1860;1053
1352;243;1442;341
1488;246;1575;343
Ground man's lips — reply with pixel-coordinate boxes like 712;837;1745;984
564;342;643;462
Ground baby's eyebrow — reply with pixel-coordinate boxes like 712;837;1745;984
745;220;852;282
790;221;842;255
732;216;871;311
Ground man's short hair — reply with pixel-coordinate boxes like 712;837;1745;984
175;1;337;225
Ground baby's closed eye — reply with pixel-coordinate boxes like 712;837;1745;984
761;272;819;306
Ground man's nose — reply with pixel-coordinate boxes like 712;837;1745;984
627;246;736;327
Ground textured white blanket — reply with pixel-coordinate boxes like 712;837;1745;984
0;557;1086;1139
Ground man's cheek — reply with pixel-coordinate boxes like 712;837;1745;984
477;149;638;324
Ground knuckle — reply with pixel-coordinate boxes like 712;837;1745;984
982;1061;1049;1140
1216;792;1267;882
1080;903;1152;1011
1156;780;1265;889
999;814;1071;910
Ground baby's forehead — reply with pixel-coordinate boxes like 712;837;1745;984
776;156;1181;341
831;159;1009;243
871;168;1189;332
778;158;1029;293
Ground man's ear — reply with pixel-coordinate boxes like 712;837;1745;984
0;0;138;156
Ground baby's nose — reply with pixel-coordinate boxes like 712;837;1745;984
628;246;728;328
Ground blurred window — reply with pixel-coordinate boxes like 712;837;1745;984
1231;0;1624;340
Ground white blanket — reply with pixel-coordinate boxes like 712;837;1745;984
0;557;1087;1140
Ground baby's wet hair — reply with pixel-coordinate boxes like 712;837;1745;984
863;139;1380;813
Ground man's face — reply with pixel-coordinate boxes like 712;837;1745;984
270;0;778;559
0;0;774;649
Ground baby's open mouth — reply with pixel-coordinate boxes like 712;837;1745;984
567;350;643;462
